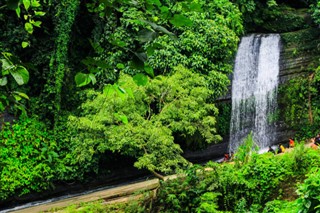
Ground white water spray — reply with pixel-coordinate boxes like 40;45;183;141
229;34;280;152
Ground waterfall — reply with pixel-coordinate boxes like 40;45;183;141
229;34;280;152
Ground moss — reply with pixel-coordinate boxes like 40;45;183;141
282;28;320;46
262;7;310;33
245;5;312;33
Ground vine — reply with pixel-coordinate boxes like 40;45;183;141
43;0;80;128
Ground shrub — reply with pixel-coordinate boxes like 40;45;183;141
296;168;320;213
0;118;60;200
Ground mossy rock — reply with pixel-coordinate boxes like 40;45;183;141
246;5;313;33
281;28;320;54
262;7;311;33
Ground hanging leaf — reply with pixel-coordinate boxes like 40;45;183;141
25;22;34;34
117;86;126;94
15;6;21;18
31;0;41;7
133;52;147;62
141;20;175;37
137;29;158;43
119;115;128;124
11;66;29;85
0;59;13;71
75;72;91;87
12;91;29;100
22;41;29;48
32;20;42;27
34;11;46;16
0;77;8;86
144;64;154;77
0;102;4;112
133;73;148;86
13;94;22;101
88;73;97;85
169;14;193;27
103;84;117;97
116;63;125;69
23;0;31;11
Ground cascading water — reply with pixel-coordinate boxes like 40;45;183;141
229;34;280;152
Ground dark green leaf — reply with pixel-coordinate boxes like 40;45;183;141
137;29;157;43
134;52;147;62
11;66;29;85
169;14;193;27
144;64;154;77
75;73;91;87
0;77;8;86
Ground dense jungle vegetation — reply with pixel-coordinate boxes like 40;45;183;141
1;0;320;211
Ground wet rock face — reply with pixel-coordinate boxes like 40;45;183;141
279;28;320;83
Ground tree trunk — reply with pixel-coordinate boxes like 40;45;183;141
150;170;165;180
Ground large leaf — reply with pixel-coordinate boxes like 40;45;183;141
0;102;4;112
133;73;148;86
75;72;91;87
1;59;13;71
23;0;31;11
169;14;193;27
25;22;34;34
140;20;175;37
133;52;147;62
22;41;29;48
0;77;8;86
137;29;157;43
88;73;97;85
12;91;29;100
144;64;154;77
103;84;117;97
11;66;29;85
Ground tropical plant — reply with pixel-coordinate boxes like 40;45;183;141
296;168;320;213
0;52;29;115
0;118;60;200
68;66;221;178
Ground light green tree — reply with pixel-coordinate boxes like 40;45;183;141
68;66;221;178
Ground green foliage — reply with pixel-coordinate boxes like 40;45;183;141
233;132;259;167
263;200;297;213
44;0;80;126
279;62;320;140
68;66;221;175
311;1;320;25
296;169;320;213
0;118;60;200
196;192;222;213
154;165;219;212
0;52;29;115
